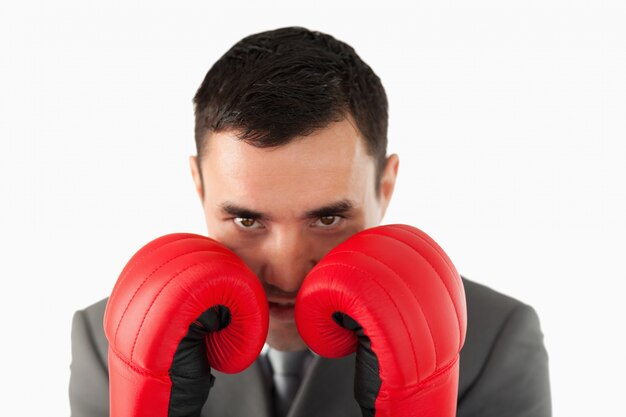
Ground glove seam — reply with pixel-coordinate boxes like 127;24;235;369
114;236;200;350
312;259;424;382
322;248;446;370
374;225;466;350
109;343;170;380
125;254;201;360
130;255;253;366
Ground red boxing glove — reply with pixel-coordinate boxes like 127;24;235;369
295;224;467;417
104;233;269;417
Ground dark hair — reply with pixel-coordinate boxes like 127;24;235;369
193;26;389;195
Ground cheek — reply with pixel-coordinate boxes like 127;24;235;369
314;222;367;259
201;215;368;272
205;228;265;271
201;213;248;251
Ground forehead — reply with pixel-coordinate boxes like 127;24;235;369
200;118;376;214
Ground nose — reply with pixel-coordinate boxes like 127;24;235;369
260;227;317;296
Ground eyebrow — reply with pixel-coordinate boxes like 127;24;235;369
219;199;356;221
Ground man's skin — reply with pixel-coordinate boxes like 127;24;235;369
70;114;552;417
189;115;400;351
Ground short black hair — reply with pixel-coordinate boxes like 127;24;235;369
193;26;389;195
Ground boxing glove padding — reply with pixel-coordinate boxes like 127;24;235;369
104;233;269;417
295;224;467;417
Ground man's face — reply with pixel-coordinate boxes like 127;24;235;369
190;117;398;351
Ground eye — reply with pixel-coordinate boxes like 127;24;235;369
233;218;264;229
312;215;342;228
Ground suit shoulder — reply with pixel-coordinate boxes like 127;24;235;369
70;298;111;417
71;297;109;361
457;278;550;415
75;297;109;323
458;276;545;396
460;276;538;355
461;276;526;315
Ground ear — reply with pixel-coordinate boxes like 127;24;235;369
377;153;400;219
189;155;204;202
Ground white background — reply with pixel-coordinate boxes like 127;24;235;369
1;0;624;415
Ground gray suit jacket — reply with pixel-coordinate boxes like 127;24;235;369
69;277;551;416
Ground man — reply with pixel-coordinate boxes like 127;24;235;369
70;27;551;416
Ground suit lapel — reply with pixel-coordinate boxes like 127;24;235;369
202;358;273;417
200;351;361;417
288;353;361;417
